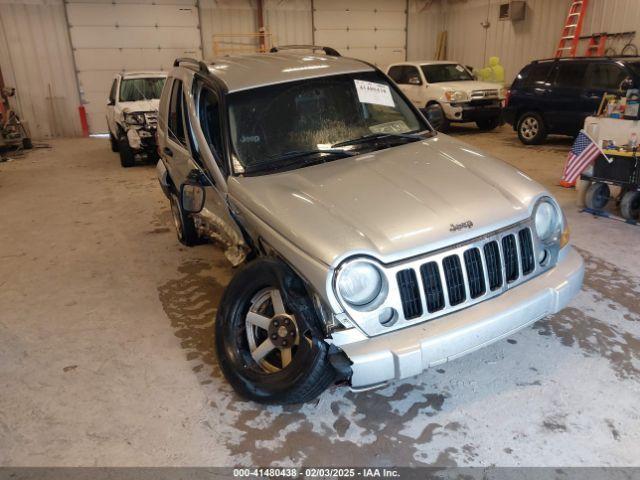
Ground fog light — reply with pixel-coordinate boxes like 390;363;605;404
378;307;397;327
538;249;549;265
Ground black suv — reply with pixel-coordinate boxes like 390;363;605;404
504;56;640;144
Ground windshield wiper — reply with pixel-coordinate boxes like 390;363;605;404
267;148;355;162
246;149;355;175
331;131;427;148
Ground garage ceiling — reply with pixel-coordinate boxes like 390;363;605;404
313;0;406;67
66;0;202;134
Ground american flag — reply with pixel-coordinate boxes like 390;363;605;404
560;131;602;187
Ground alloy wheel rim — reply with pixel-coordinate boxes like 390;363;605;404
245;288;300;373
521;117;539;139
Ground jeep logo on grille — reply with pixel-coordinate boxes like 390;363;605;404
450;220;474;232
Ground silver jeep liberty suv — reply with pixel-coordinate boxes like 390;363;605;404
156;46;584;404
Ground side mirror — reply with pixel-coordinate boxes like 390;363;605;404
408;76;422;86
180;171;206;213
108;99;115;106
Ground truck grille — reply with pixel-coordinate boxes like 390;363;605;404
471;89;499;100
396;226;536;326
144;112;158;126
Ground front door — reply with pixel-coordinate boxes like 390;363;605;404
547;61;588;134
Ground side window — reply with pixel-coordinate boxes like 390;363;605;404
198;86;225;173
520;63;552;88
404;66;422;85
388;66;404;83
168;79;186;146
109;79;117;103
586;63;628;90
554;62;587;88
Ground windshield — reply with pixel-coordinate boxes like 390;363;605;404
421;64;473;83
227;71;429;175
119;77;165;102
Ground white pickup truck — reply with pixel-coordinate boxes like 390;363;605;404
387;61;504;131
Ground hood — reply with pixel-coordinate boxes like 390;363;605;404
441;80;502;92
229;134;546;267
118;99;159;113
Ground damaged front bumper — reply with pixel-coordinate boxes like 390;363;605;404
126;125;157;152
330;246;584;389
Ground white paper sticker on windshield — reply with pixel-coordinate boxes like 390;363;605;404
354;80;395;107
455;64;465;72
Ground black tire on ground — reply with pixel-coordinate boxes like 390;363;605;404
22;137;33;150
425;103;450;132
620;190;640;221
118;137;135;168
169;192;199;246
517;111;547;145
476;118;501;131
110;133;119;153
585;182;611;210
215;257;336;404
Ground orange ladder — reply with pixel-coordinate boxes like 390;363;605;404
555;0;589;58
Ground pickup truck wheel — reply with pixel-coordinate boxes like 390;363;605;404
620;190;640;220
169;192;198;246
118;138;135;168
585;182;610;210
517;112;547;145
476;118;500;131
215;258;336;404
425;103;449;132
109;133;119;152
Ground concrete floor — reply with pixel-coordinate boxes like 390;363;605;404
1;126;639;467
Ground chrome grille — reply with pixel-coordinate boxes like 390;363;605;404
388;224;539;336
470;89;499;100
336;219;559;337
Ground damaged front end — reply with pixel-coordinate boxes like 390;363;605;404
123;111;158;153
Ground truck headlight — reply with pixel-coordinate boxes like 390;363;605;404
445;90;469;103
337;260;386;308
124;112;145;125
534;198;562;244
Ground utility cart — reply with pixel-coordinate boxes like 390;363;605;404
581;148;640;223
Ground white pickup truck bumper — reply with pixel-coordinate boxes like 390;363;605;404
331;246;584;388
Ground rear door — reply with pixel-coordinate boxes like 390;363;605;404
106;77;118;136
547;61;588;133
583;61;629;115
387;65;424;108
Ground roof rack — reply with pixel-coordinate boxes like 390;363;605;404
534;54;640;63
269;45;341;57
173;57;210;73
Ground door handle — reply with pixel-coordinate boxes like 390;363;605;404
163;147;173;157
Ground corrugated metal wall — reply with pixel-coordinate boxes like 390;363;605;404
0;0;82;139
441;0;640;84
5;0;640;138
443;0;568;83
199;0;312;60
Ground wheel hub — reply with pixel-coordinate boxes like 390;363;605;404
268;314;297;348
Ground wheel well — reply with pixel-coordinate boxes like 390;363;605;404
426;100;440;108
516;109;543;125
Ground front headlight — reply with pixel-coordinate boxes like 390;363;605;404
534;198;562;244
124;112;145;125
445;90;469;103
337;261;385;308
